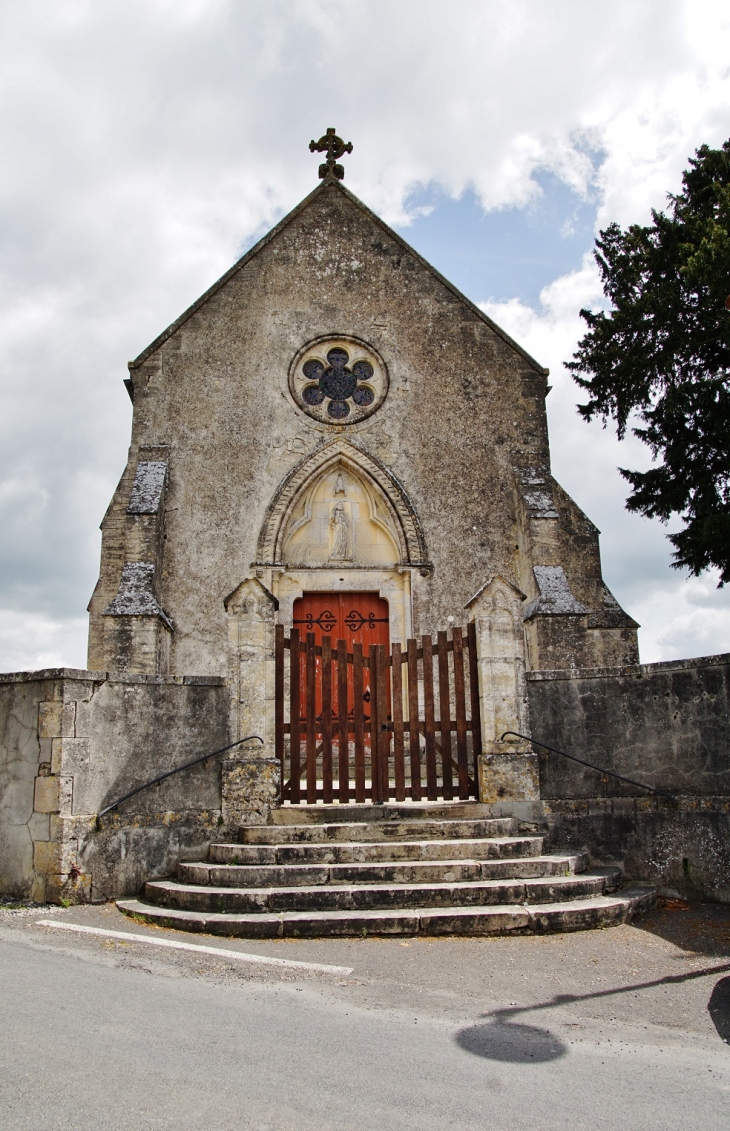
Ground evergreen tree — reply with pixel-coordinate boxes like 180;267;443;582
567;140;730;585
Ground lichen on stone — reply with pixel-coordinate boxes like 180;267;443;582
516;467;559;518
127;461;167;514
523;566;588;619
102;562;172;627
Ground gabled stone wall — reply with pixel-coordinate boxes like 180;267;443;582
86;179;637;683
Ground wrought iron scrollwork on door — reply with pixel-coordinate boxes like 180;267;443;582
343;608;389;633
293;609;338;633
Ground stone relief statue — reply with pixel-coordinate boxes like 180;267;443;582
329;501;351;560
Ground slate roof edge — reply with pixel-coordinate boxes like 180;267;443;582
128;180;549;376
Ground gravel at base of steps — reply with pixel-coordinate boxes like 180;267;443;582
117;886;657;939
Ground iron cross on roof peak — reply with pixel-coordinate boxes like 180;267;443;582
309;128;353;181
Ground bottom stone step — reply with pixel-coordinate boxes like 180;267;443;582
117;885;655;939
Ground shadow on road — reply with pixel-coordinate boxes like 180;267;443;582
454;960;730;1059
708;976;730;1045
633;898;730;957
455;1014;567;1062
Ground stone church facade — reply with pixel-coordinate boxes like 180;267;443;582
88;153;637;730
1;137;728;908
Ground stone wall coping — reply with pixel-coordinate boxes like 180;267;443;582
526;652;730;682
541;794;730;812
0;667;226;687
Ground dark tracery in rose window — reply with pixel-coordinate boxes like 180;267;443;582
302;348;375;419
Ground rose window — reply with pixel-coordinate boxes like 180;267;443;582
289;337;388;425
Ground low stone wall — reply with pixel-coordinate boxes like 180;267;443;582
4;652;729;906
526;653;730;798
0;669;229;902
524;653;730;902
541;797;730;904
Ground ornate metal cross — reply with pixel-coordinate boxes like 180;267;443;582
309;127;353;181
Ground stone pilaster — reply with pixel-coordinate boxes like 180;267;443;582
224;577;278;752
466;575;539;804
223;578;280;825
32;678;96;903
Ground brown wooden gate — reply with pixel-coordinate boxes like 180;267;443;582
274;624;482;804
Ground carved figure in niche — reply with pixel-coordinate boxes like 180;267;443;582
329;501;351;560
334;471;347;496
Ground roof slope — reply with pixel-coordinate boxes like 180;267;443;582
129;180;548;375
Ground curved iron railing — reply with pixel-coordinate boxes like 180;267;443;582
97;735;264;819
499;731;674;800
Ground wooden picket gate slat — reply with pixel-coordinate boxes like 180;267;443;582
275;623;482;804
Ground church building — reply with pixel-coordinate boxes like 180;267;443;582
1;132;726;927
89;129;637;707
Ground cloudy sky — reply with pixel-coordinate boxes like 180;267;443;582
1;0;729;671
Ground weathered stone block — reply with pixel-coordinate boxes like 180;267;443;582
30;874;47;902
33;840;63;874
34;775;73;815
221;756;281;827
46;870;92;905
27;812;50;842
50;738;90;775
611;797;637;817
478;745;539;804
38;701;75;739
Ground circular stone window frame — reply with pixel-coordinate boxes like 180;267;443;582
287;334;389;430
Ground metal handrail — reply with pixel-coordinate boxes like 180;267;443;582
499;731;674;800
97;735;264;819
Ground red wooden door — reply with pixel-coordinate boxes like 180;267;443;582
292;592;389;723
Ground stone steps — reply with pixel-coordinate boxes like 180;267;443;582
117;802;656;939
141;869;620;913
182;845;547;886
177;853;590;890
269;802;493;825
118;887;657;939
208;842;588;870
237;817;518;845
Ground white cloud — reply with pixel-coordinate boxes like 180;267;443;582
0;0;728;669
0;610;88;674
639;573;730;661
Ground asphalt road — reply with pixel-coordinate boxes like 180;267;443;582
1;900;729;1130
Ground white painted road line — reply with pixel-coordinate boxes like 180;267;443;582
35;920;354;975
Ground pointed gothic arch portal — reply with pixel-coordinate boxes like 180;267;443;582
255;439;430;648
256;439;429;569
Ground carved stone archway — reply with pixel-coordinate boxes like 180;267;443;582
254;438;430;570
